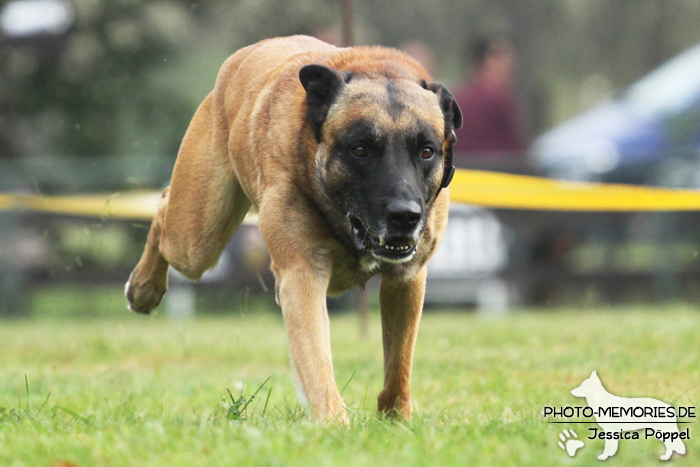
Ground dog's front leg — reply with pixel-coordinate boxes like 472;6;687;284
274;262;347;423
598;435;618;460
377;266;427;419
258;190;346;423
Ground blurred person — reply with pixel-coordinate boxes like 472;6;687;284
453;37;526;157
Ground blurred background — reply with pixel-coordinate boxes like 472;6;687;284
3;0;700;318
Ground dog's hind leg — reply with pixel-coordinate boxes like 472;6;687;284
661;434;686;460
126;187;171;314
126;93;251;314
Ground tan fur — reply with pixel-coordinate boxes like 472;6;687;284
126;36;451;423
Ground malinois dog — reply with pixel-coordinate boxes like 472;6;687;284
126;35;461;423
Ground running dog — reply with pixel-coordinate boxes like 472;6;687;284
125;35;461;423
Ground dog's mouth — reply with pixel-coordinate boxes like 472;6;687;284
349;216;417;262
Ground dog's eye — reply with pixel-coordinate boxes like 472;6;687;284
421;147;434;159
351;146;367;157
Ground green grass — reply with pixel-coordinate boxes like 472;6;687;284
0;306;699;466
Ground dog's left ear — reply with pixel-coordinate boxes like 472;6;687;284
420;79;463;136
300;64;351;142
421;80;462;191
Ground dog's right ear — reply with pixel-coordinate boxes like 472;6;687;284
299;64;350;142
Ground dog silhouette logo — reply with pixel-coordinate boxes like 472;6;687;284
570;370;687;461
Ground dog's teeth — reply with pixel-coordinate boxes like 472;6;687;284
379;239;386;246
382;243;415;252
380;242;416;254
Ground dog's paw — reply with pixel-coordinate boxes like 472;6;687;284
558;429;584;457
377;390;412;419
125;272;167;314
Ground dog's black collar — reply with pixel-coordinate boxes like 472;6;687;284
441;165;455;189
434;130;456;201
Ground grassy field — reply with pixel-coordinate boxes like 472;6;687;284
0;305;698;466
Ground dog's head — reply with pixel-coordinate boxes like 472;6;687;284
571;370;603;398
299;63;461;263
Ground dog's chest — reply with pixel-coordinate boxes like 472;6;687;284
326;251;377;296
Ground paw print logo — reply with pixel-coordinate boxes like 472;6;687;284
558;429;585;456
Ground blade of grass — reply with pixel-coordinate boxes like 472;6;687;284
226;388;236;405
24;375;29;412
340;369;356;396
239;377;271;414
38;392;51;414
262;387;273;418
54;405;88;424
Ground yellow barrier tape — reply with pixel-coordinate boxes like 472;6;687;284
0;194;16;211
449;169;700;211
19;192;159;220
2;169;700;218
0;191;259;223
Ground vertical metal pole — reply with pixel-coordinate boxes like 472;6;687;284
341;0;354;47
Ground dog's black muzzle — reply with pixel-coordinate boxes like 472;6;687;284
349;198;424;262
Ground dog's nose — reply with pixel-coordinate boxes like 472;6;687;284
386;200;422;230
